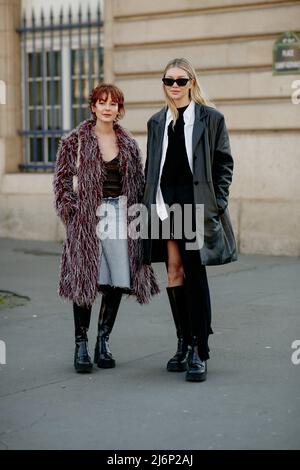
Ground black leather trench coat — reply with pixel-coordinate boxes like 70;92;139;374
142;103;237;266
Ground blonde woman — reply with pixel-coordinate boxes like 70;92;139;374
143;58;237;382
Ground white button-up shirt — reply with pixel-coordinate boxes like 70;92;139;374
156;100;195;221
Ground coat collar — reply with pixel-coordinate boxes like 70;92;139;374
193;103;208;155
76;117;136;152
151;102;208;157
151;101;208;125
165;100;195;127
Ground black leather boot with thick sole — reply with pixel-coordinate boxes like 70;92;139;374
185;337;207;382
94;287;122;369
94;334;116;368
166;286;189;372
73;303;93;373
167;337;188;372
74;331;93;373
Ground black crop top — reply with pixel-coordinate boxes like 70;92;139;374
102;155;122;197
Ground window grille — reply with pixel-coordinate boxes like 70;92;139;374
16;4;103;171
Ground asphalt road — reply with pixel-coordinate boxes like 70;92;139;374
0;238;299;450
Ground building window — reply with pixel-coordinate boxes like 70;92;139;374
27;50;62;165
71;47;102;126
17;4;103;171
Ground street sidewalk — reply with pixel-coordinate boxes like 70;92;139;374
0;237;299;450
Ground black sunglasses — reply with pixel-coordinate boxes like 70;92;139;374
162;77;190;87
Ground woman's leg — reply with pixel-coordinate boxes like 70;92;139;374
177;239;212;361
165;241;189;371
95;197;127;368
176;240;211;381
94;287;123;368
166;240;184;287
73;302;93;373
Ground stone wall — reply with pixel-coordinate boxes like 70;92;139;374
0;0;22;174
107;0;300;256
0;0;299;255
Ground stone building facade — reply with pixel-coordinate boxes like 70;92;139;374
0;0;300;255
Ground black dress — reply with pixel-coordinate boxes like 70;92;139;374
152;105;196;249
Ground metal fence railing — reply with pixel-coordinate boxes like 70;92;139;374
16;3;103;171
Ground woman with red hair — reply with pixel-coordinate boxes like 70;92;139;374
53;84;159;373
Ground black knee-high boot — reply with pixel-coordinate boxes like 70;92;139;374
175;240;212;382
73;302;93;373
94;287;122;368
186;336;207;382
166;285;189;372
183;274;209;382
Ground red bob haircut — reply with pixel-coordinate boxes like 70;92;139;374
89;83;125;120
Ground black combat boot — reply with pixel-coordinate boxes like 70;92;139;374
94;287;122;368
73;302;93;373
185;336;207;382
166;285;189;372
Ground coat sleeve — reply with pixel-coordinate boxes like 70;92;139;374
144;120;152;181
131;138;146;203
212;116;234;215
53;134;78;225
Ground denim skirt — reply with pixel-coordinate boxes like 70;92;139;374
96;195;131;289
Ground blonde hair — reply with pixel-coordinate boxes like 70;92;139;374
162;58;215;127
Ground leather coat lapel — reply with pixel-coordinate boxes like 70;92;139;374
192;104;208;155
151;103;208;173
152;107;167;179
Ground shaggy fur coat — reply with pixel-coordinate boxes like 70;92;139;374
53;117;160;306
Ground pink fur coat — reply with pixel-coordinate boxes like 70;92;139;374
53;117;160;306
